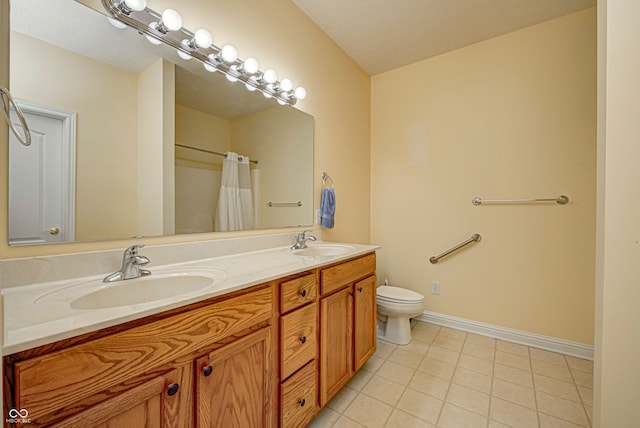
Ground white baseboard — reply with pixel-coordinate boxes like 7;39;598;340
415;310;594;361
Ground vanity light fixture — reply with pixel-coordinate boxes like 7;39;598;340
101;0;306;105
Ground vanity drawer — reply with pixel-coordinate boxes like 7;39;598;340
12;285;274;421
280;303;317;380
280;273;317;314
320;253;376;296
280;360;317;428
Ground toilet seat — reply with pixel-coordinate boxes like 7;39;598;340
377;286;424;304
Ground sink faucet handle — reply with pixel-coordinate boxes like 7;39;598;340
125;244;145;256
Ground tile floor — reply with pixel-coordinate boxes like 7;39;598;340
307;322;593;428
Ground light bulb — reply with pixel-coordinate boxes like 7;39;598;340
193;29;212;49
204;55;218;72
243;57;259;74
279;78;293;92
220;45;237;63
226;74;238;83
161;9;182;32
262;69;277;84
145;32;162;45
277;99;287;106
177;40;192;60
294;87;307;100
121;0;146;12
108;17;127;29
263;91;272;99
245;82;257;91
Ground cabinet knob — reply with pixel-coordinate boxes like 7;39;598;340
300;289;307;297
358;287;363;292
299;398;306;407
203;365;213;377
349;291;354;296
299;336;307;344
167;383;180;396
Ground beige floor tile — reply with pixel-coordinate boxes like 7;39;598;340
538;412;587;428
566;356;593;374
362;375;407;406
388;348;423;370
492;378;536;409
495;350;531;372
458;353;494;376
465;333;497;350
438;327;467;341
584;406;592;425
418;356;456;381
446;383;490;416
536;391;590;427
462;342;496;361
491;396;539;428
361;355;385;374
426;345;460;365
577;385;593;407
413;321;440;334
532;359;573;383
376;361;416;386
488;419;513;428
432;334;464;352
384;409;435;428
452;367;492;394
307;406;340;428
571;370;593;388
374;341;398;360
534;374;580;403
408;371;451;400
327;386;359;413
496;340;529;357
334;415;367;428
494;363;534;388
396;389;444;424
530;348;568;367
438;403;488;428
343;394;393;428
411;329;437;344
397;340;430;356
347;369;374;391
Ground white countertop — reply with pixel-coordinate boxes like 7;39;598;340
2;242;378;354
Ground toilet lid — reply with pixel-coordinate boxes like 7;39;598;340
377;286;424;303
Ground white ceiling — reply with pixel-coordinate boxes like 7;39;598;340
292;0;596;75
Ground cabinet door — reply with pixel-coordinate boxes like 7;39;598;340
319;287;353;406
195;327;273;428
50;368;185;428
354;275;377;371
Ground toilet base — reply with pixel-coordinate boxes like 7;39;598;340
377;315;413;345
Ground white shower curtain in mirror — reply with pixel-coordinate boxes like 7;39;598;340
215;152;255;232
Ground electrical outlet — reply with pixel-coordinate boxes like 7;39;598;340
431;281;440;295
315;209;321;224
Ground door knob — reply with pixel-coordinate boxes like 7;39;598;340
49;227;60;235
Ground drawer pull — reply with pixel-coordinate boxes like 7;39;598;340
299;336;307;344
167;383;180;396
300;289;307;297
358;287;363;292
349;291;354;296
203;365;213;377
299;398;306;407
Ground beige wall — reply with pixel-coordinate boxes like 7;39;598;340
371;9;597;344
10;32;139;242
0;0;371;259
594;1;640;426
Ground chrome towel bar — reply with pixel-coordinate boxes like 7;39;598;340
430;234;481;264
266;201;302;207
472;195;569;206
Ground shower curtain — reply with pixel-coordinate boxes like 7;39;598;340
215;152;255;232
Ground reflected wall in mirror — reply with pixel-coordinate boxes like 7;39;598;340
7;0;314;245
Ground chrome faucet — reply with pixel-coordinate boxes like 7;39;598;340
291;230;317;250
103;245;151;283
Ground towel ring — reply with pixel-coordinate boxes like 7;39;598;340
0;87;31;146
322;172;334;188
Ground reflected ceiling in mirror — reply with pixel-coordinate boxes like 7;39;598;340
8;0;314;245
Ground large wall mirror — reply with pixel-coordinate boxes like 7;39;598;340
7;0;314;245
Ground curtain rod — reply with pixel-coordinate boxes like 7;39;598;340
175;144;258;164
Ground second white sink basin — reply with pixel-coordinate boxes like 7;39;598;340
70;269;227;310
291;244;355;257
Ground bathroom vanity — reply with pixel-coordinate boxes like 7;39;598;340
2;242;377;427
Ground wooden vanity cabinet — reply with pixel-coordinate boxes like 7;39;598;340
4;284;276;427
319;253;377;406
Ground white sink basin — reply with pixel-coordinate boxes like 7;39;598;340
40;268;229;310
291;244;355;257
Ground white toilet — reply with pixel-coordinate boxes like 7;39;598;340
376;285;425;345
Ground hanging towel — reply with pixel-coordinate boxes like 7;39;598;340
320;188;336;229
